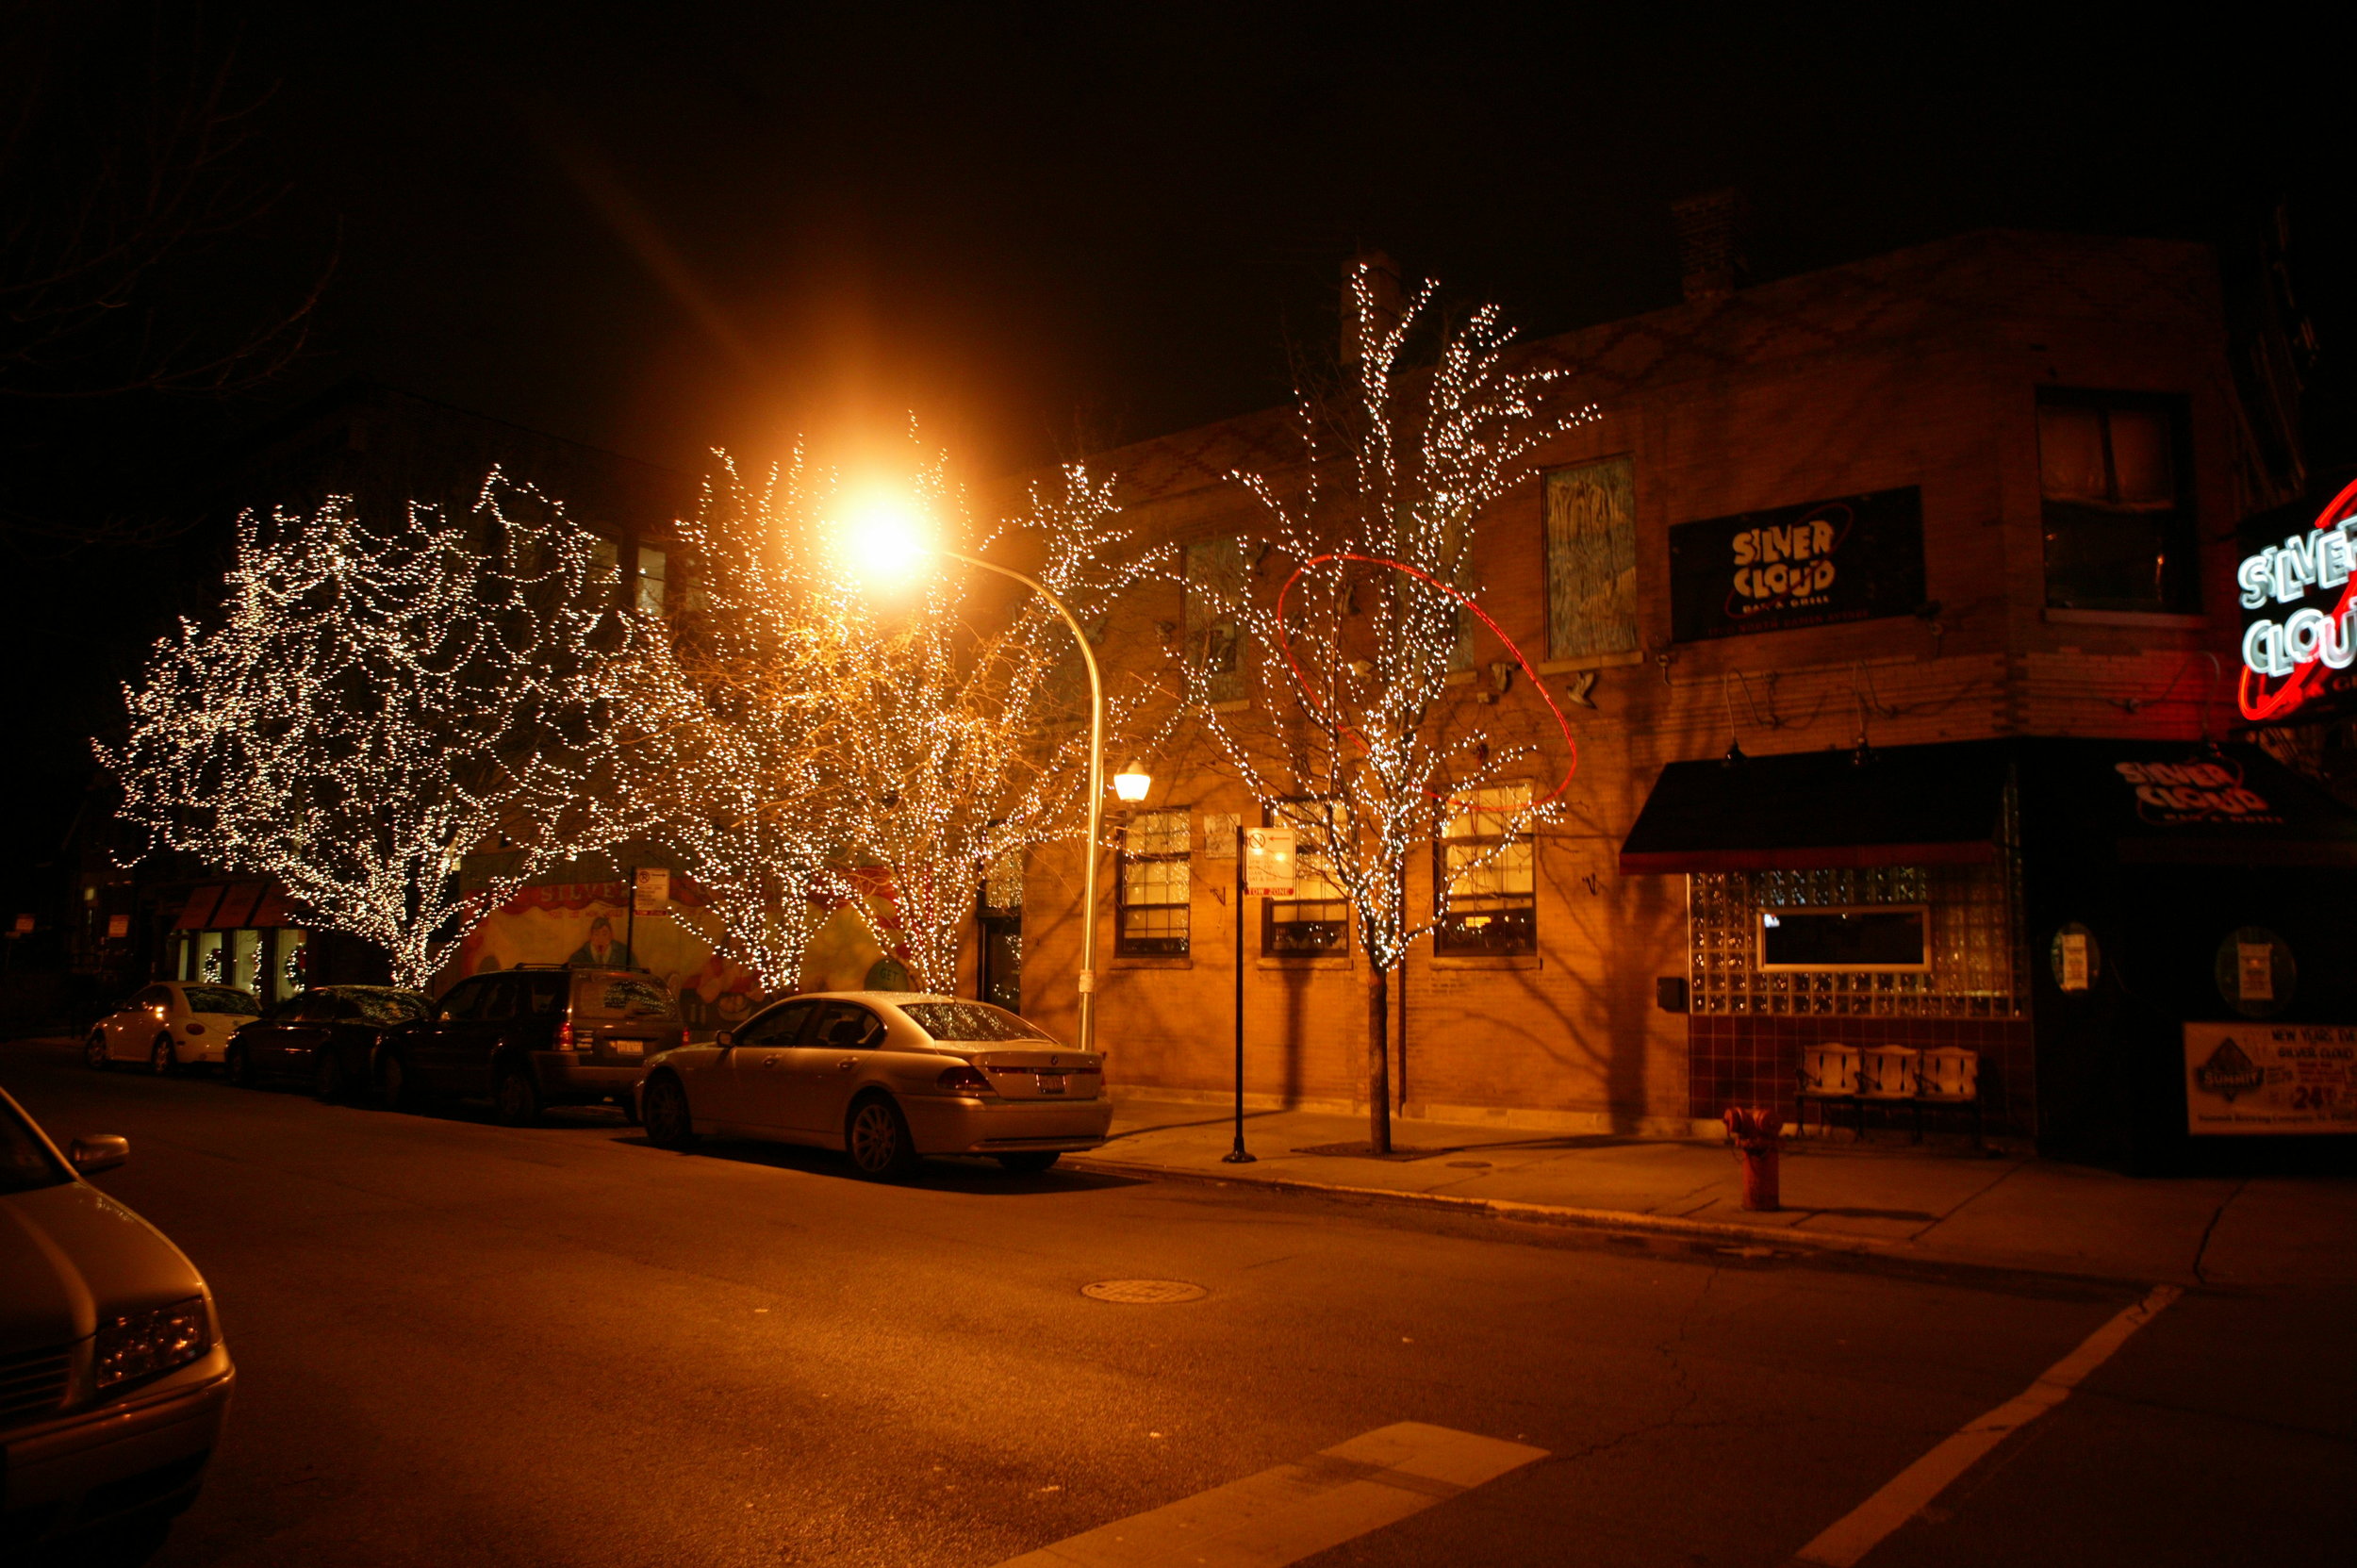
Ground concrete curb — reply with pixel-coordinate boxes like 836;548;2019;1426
1063;1154;1901;1257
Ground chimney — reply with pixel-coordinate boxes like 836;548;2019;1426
1341;250;1406;363
1670;189;1748;305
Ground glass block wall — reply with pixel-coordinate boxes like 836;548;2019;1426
1687;787;2029;1019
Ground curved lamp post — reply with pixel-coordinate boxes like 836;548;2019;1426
845;503;1145;1057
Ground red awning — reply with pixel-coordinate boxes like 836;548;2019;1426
211;884;264;930
172;886;224;931
250;887;294;928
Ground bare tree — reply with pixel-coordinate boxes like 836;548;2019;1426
1193;265;1596;1151
602;451;863;993
832;464;1172;994
100;473;629;987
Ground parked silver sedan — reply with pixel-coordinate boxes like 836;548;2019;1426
638;992;1108;1179
1;1085;234;1555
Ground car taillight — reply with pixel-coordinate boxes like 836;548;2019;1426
557;1020;574;1052
937;1064;993;1095
681;1028;691;1050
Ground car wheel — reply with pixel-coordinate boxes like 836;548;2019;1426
85;1032;110;1071
846;1094;917;1180
493;1066;541;1127
224;1043;253;1088
378;1051;418;1112
643;1075;695;1149
996;1151;1062;1174
150;1034;177;1077
314;1052;349;1104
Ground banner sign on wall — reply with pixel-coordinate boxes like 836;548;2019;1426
1669;486;1925;642
2184;1022;2357;1135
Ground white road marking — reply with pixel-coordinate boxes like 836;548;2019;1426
990;1421;1546;1568
1794;1283;2183;1566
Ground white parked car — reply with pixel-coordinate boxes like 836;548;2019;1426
1;1084;234;1554
86;982;262;1076
638;993;1110;1179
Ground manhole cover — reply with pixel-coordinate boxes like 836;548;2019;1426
1081;1279;1208;1304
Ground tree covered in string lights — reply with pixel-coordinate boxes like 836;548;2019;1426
600;450;863;994
831;463;1172;994
1189;263;1599;1151
101;473;631;989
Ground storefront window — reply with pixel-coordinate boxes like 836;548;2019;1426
1689;862;2025;1017
1116;810;1192;955
1435;784;1537;956
276;929;308;1001
229;929;262;995
194;930;224;983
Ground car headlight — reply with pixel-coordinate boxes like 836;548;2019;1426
94;1296;212;1393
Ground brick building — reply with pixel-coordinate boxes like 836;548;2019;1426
1011;227;2350;1163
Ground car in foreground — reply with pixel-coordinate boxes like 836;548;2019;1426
84;982;262;1076
0;1084;234;1556
376;965;685;1125
638;992;1110;1178
223;985;432;1102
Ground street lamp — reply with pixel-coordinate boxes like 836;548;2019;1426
1113;760;1153;802
842;495;1123;1057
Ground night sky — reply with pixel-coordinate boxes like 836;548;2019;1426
5;1;2348;908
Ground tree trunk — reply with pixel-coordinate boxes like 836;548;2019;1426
1366;964;1392;1154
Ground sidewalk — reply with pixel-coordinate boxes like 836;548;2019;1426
1073;1094;2357;1289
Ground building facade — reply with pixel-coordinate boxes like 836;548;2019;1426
1012;228;2345;1163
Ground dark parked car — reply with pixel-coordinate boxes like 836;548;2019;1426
223;986;431;1101
376;966;686;1126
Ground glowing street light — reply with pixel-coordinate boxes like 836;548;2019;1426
838;494;1117;1057
1113;760;1153;803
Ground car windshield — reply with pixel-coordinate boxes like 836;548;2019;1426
898;1002;1052;1043
0;1097;71;1195
184;986;260;1016
574;978;679;1021
344;990;428;1026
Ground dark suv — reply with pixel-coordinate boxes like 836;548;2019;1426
378;966;686;1126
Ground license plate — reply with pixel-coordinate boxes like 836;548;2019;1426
611;1040;646;1058
1038;1073;1065;1095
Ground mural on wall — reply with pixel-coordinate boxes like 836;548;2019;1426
448;879;902;1027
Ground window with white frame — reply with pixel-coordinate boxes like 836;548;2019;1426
1117;810;1191;955
1434;783;1536;956
1264;800;1349;956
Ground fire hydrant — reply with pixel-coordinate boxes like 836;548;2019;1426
1723;1106;1782;1212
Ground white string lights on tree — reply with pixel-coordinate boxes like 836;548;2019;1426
601;449;865;993
101;472;634;990
1192;262;1602;1150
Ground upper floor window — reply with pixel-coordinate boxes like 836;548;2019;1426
1117;810;1191;956
1434;783;1536;956
1264;801;1349;956
635;545;668;615
1183;536;1247;703
1545;455;1640;661
2037;392;2195;613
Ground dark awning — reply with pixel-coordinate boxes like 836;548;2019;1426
171;885;224;931
1619;741;2011;874
210;883;264;930
2018;739;2357;868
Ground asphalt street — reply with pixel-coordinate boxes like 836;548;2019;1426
5;1038;2349;1568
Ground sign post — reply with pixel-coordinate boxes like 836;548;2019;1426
1227;825;1295;1164
625;866;668;970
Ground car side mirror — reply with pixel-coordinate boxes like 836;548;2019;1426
70;1135;129;1176
715;1029;735;1049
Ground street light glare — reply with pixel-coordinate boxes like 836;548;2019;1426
840;494;932;585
